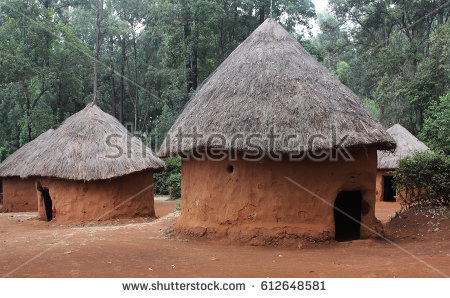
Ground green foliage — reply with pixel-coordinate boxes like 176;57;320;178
0;0;448;180
0;147;9;161
419;93;450;154
325;1;449;131
298;37;323;61
0;0;89;155
166;172;182;199
19;101;57;143
336;61;350;85
362;97;380;118
151;104;178;148
394;152;450;209
154;156;181;198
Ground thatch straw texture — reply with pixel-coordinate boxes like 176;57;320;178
377;124;430;169
0;104;165;181
158;18;395;158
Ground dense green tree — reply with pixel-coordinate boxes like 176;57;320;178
321;0;449;134
0;0;448;174
419;93;450;154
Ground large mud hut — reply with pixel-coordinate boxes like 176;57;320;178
376;124;430;202
159;19;395;245
0;103;165;222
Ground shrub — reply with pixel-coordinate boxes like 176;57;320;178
154;156;181;199
166;172;181;199
394;152;449;208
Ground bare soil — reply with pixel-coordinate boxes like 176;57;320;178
0;200;448;278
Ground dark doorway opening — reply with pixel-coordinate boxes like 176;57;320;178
334;191;362;241
41;188;53;221
383;176;396;202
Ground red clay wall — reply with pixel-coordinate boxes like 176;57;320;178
36;170;155;223
1;178;38;212
376;171;385;202
176;148;382;245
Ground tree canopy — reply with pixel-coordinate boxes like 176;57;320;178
0;0;448;161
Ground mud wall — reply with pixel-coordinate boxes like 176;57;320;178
1;178;37;212
376;171;384;202
36;170;155;223
176;148;382;245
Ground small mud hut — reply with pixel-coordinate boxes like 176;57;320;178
159;19;395;244
376;124;430;202
0;104;165;222
0;129;54;212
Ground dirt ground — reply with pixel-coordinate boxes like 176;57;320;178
0;200;448;278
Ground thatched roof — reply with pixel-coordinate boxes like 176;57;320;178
158;19;395;158
0;103;165;181
377;124;430;170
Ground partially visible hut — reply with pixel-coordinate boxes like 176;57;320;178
159;19;395;244
0;129;54;212
0;104;165;222
376;124;430;202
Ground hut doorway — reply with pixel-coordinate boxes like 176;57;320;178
334;191;362;241
383;176;395;202
39;188;53;221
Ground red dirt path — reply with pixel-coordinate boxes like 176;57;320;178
0;200;448;278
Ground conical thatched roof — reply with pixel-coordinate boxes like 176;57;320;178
0;104;165;181
158;19;395;158
377;124;430;170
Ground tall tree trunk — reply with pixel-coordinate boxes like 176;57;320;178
43;0;51;67
259;5;265;24
119;37;126;123
418;107;424;130
132;28;139;131
57;78;64;122
26;103;32;142
23;82;32;142
192;45;198;90
110;64;116;117
93;0;104;105
192;20;198;91
184;19;192;93
437;0;444;25
230;3;238;43
109;37;116;117
219;21;225;61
